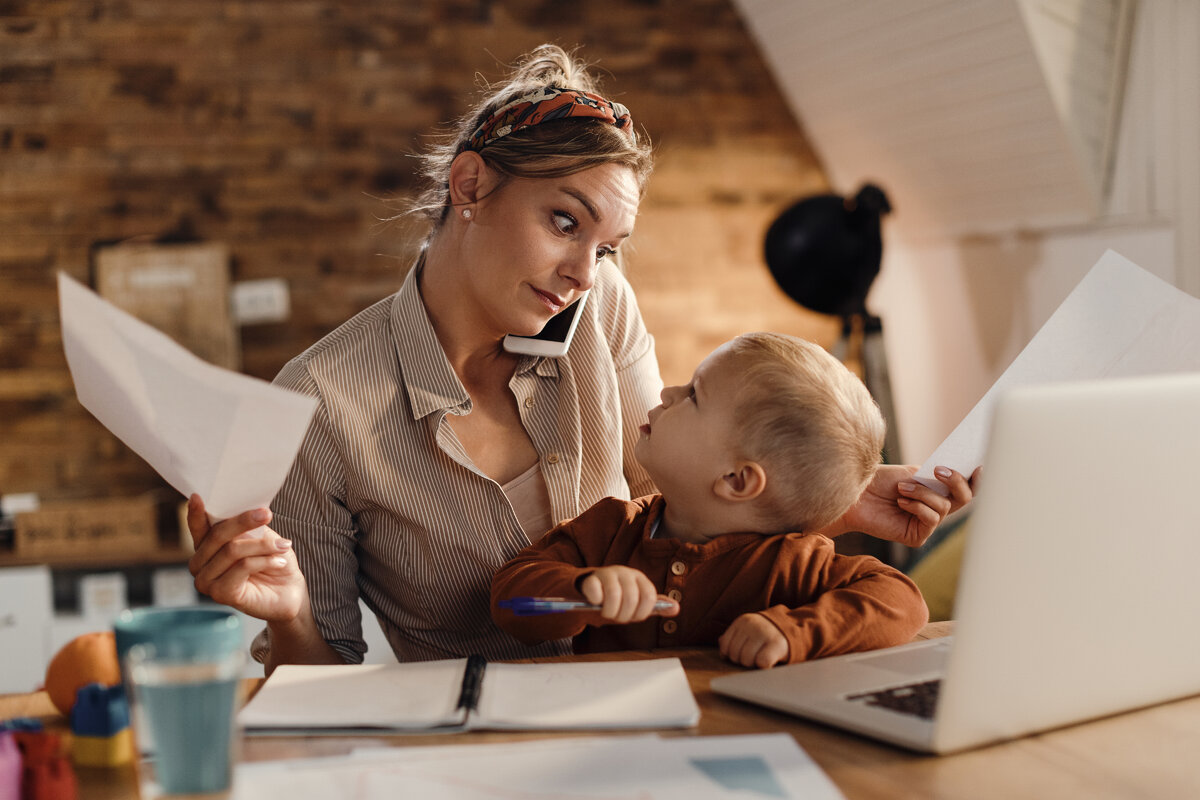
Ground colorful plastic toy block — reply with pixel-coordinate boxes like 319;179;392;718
13;730;77;800
68;683;133;768
0;731;21;800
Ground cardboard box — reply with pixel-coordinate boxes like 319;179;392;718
14;497;157;560
93;241;241;370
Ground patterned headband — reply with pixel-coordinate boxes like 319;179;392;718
457;86;633;154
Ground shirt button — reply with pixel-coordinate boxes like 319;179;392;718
667;589;682;602
670;561;687;576
662;620;678;634
546;453;560;465
524;396;535;408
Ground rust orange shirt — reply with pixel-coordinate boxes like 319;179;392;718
491;494;928;663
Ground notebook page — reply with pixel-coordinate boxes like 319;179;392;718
475;657;700;729
239;661;467;730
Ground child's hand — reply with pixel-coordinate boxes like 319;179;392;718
718;613;789;669
579;566;679;623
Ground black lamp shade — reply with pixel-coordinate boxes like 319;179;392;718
764;183;892;318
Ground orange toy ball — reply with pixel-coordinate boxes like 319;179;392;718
43;630;122;716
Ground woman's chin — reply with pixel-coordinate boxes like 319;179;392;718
512;316;552;338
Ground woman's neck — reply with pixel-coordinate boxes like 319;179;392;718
419;235;514;381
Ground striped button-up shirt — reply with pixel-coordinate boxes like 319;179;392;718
253;260;663;663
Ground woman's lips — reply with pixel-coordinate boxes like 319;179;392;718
532;288;565;313
639;423;650;435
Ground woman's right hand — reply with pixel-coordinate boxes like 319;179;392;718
186;494;307;623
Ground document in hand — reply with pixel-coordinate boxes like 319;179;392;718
57;273;317;521
916;250;1200;489
238;657;701;734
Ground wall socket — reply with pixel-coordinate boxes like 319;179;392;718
232;278;291;325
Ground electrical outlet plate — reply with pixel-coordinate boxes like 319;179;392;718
232;278;291;325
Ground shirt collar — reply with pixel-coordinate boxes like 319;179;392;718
517;353;561;380
643;495;773;552
390;264;472;420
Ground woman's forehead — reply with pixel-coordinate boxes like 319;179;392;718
511;164;640;223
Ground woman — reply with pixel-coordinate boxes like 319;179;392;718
187;45;974;673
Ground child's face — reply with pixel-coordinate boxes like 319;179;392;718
634;343;745;505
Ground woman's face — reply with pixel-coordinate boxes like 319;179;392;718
462;162;640;338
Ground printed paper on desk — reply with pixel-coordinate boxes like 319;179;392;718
233;733;844;799
917;250;1200;491
57;272;317;521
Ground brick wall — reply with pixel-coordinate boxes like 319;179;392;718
0;0;834;506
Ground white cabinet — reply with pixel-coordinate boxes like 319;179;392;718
0;566;53;694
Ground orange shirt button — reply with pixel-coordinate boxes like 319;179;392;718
667;589;682;601
670;561;687;576
546;453;560;465
662;620;678;634
523;396;535;408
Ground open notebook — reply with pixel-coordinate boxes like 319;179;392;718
713;373;1200;753
240;656;700;735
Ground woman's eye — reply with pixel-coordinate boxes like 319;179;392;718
553;211;577;234
596;246;616;262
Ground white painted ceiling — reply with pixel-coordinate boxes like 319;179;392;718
732;0;1135;238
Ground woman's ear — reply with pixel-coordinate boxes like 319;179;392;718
447;151;490;208
713;461;767;503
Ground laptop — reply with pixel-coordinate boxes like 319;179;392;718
712;372;1200;754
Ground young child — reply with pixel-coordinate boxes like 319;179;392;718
490;331;928;669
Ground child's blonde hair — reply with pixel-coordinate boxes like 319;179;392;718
727;332;885;533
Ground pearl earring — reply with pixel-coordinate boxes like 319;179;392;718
461;208;473;220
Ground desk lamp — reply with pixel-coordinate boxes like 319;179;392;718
764;183;900;465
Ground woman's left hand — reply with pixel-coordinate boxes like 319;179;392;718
828;464;979;548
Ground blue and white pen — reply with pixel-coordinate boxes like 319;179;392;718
498;596;677;616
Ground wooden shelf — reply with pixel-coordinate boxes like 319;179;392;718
0;548;193;571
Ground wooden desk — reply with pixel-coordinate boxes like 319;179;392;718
5;621;1199;799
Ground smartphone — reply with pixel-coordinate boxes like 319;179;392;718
502;292;588;358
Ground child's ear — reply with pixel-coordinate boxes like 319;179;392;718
447;150;491;208
714;461;767;503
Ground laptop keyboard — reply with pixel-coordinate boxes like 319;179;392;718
847;678;942;720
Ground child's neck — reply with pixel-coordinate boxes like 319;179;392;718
656;498;744;544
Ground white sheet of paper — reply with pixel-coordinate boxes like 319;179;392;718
917;251;1200;490
233;733;845;800
238;661;469;730
57;272;317;521
478;659;701;729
